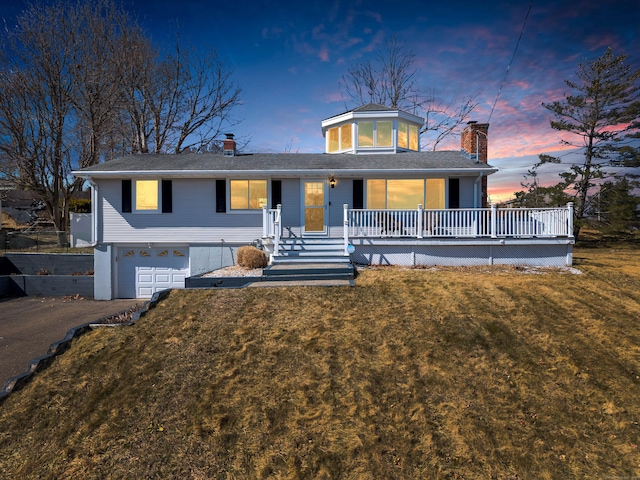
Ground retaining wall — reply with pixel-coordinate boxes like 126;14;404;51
2;253;93;275
0;253;93;298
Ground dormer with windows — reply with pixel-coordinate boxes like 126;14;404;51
320;103;424;154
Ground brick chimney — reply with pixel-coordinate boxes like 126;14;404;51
223;133;236;156
461;121;489;163
461;121;490;207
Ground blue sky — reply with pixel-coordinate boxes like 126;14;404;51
2;0;639;202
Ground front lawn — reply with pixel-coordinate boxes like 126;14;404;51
1;243;639;479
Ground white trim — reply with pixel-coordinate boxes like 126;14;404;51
321;108;424;134
77;167;497;179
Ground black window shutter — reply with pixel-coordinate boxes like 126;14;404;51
216;179;226;213
449;178;460;209
122;179;132;213
353;179;364;209
161;180;172;213
271;180;282;207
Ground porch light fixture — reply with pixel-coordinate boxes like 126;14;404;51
329;177;336;188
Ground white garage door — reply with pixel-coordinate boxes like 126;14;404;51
118;247;189;299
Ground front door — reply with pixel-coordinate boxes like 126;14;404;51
303;180;327;234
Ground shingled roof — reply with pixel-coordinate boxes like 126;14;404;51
75;151;496;177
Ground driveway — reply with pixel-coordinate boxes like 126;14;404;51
0;296;142;387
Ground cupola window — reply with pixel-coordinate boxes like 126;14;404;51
321;104;424;154
358;122;374;147
340;124;352;150
327;124;353;152
377;121;393;147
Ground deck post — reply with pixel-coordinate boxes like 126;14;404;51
491;203;498;238
567;202;574;238
417;204;423;238
343;204;349;255
262;205;268;238
274;204;281;256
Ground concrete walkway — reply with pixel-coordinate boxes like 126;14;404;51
0;297;141;386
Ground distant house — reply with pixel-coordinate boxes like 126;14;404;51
74;104;574;299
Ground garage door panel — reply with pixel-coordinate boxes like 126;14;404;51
138;287;154;297
172;273;186;282
119;247;189;299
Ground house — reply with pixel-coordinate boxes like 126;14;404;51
73;104;574;299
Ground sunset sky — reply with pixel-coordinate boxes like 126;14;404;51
2;0;639;202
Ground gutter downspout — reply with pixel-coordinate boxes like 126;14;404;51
86;176;98;247
473;173;483;208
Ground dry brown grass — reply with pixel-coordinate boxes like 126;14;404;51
1;243;640;479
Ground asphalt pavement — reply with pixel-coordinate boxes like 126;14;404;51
0;296;141;387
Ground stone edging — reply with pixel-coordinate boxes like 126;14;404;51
0;289;171;406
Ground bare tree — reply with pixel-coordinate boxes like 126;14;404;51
340;37;418;110
0;0;147;238
422;91;479;150
0;0;243;238
339;36;478;149
120;43;242;154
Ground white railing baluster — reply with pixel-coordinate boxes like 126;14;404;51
343;204;349;255
273;204;281;256
344;205;572;240
262;205;268;238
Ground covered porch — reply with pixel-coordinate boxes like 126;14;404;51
262;203;575;268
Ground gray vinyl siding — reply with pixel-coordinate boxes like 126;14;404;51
100;179;262;243
327;180;352;237
279;179;300;236
458;177;477;208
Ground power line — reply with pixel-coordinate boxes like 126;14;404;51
488;0;533;123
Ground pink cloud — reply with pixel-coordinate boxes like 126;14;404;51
318;47;330;62
323;91;344;103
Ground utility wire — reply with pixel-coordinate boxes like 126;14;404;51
488;0;533;123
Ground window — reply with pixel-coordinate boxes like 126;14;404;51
136;180;158;211
366;179;445;209
358;122;373;147
123;179;171;213
328;127;339;152
388;179;423;209
377;121;392;147
230;180;267;210
409;125;419;150
398;122;408;149
426;179;445;209
328;124;353;152
366;179;386;209
357;121;399;149
340;124;352;150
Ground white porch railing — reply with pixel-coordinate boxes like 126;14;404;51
262;204;282;256
263;203;574;257
346;203;574;240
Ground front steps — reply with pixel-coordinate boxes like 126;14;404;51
262;262;355;285
270;237;349;264
263;238;355;285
